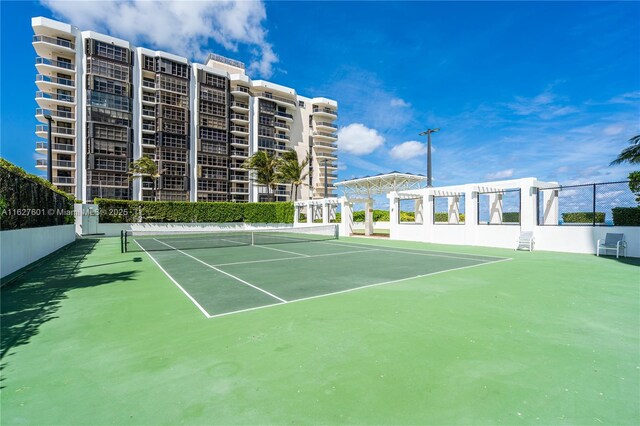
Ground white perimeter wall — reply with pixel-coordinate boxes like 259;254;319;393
1;224;76;279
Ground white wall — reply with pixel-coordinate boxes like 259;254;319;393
1;225;76;279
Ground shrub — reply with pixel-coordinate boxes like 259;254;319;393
612;207;640;226
94;199;293;224
562;212;605;224
502;212;520;223
352;209;389;222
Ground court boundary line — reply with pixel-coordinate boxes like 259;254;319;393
212;248;378;267
153;239;288;304
207;257;512;319
320;240;511;262
134;240;213;318
252;244;310;257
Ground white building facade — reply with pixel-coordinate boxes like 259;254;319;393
33;17;338;203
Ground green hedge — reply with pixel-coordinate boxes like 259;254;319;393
502;212;520;223
434;213;466;223
1;158;75;230
562;212;605;224
612;207;640;226
95;199;293;224
352;210;390;222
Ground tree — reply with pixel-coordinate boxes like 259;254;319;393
278;149;309;201
610;134;640;203
129;156;159;201
242;150;280;201
610;134;640;165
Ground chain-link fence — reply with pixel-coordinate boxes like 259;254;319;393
477;188;521;225
0;166;74;230
538;181;639;226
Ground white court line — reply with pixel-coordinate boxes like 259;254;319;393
134;240;212;318
252;244;310;257
212;248;378;267
208;257;513;319
321;241;511;262
153;239;287;303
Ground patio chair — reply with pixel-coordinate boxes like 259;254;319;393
596;233;626;258
517;231;534;252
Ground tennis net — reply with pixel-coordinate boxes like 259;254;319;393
122;224;339;253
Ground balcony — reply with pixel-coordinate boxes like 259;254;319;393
312;106;337;118
229;161;247;170
231;86;251;97
35;91;75;107
314;121;338;131
36;124;75;138
36;57;75;74
142;123;156;133
230;187;249;194
230;113;249;123
313;131;338;141
141;93;156;104
314;182;337;190
313;141;337;150
230;125;249;136
231;101;249;111
230;137;248;147
229;174;249;182
260;92;297;107
33;35;75;55
230;150;248;159
275;111;293;121
274;121;290;131
36;75;75;92
35;108;75;123
36;159;75;169
315;151;338;160
275;133;290;141
142;80;156;90
53;176;75;185
36;142;75;153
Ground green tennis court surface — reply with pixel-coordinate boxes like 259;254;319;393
2;236;639;424
131;230;509;317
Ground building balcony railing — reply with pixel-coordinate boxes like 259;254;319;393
142;80;156;89
230;125;249;133
261;92;297;106
315;121;338;129
312;107;338;117
33;35;75;50
36;124;75;136
36;142;75;152
36;57;75;71
36;74;75;87
274;144;288;151
230;113;249;122
274;122;290;130
231;86;251;95
313;141;337;149
142;94;156;103
37;159;75;168
36;108;75;120
275;133;290;140
231;101;249;110
313;131;338;139
35;91;75;103
53;177;75;185
230;150;248;158
275;111;293;120
229;174;248;181
230;187;249;194
230;137;248;146
142;123;156;131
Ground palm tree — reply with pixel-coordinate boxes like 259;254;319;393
242;150;280;201
278;149;309;201
129;156;159;201
610;135;640;165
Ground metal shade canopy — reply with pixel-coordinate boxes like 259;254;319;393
335;171;428;200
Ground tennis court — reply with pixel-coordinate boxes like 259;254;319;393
124;225;510;318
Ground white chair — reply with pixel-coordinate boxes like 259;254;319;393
596;233;626;258
517;231;534;251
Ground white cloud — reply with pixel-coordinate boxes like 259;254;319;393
608;91;640;104
40;0;278;77
390;141;427;160
336;123;385;155
603;124;624;136
507;89;578;119
485;169;514;180
390;98;410;108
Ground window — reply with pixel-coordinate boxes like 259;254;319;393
87;58;130;81
204;73;227;89
161;106;186;121
91;76;129;96
92;40;129;63
200;101;226;117
89;123;129;142
160;149;187;162
299;100;305;107
157;74;188;94
161;134;188;149
87;90;131;112
161;120;186;135
200;141;227;155
200;86;226;103
158;91;189;108
200;114;226;129
143;55;155;71
198;154;227;167
199;127;227;142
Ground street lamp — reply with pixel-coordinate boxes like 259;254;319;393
44;113;54;183
419;128;440;187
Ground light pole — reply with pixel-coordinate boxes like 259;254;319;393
44;113;54;183
419;128;440;187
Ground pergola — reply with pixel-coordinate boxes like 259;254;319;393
335;172;428;236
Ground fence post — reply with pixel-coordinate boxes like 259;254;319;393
592;184;596;226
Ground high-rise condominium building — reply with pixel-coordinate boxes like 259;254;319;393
32;17;338;202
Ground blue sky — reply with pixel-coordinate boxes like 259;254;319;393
2;1;639;191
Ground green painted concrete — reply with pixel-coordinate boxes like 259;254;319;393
1;237;638;425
